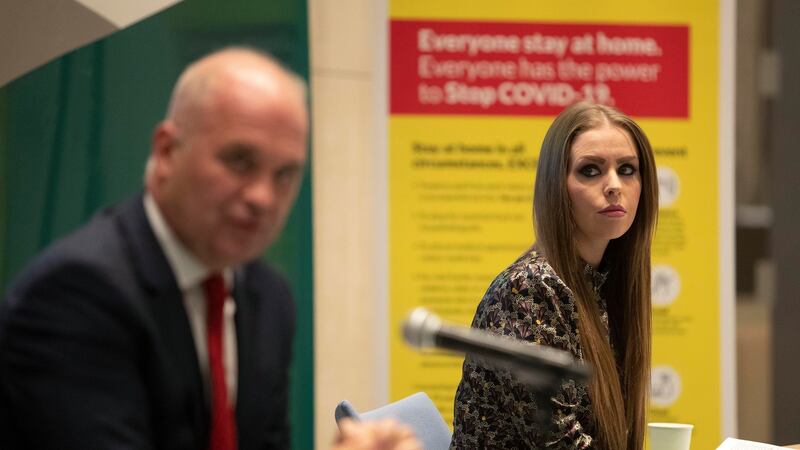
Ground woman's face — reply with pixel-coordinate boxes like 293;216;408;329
566;123;641;259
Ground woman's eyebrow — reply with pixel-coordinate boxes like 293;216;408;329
575;155;605;164
616;155;639;163
573;154;639;164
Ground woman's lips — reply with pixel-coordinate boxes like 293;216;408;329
599;205;626;217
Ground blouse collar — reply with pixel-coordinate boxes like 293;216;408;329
582;261;609;291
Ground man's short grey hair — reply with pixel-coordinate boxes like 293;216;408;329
165;46;307;122
143;46;308;185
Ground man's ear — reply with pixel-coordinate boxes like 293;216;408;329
151;120;179;177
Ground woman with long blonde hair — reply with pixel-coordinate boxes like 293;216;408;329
451;101;658;449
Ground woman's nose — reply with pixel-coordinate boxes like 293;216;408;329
604;171;622;197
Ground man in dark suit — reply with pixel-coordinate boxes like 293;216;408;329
0;48;419;450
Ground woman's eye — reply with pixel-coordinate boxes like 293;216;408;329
619;164;637;176
579;165;600;177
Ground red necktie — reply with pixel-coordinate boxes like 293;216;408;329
203;273;237;450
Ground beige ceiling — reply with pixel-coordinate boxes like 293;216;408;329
1;0;181;87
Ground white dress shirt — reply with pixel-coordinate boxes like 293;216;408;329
143;194;238;405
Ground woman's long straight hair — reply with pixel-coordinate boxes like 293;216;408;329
533;101;658;450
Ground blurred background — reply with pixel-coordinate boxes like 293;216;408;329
1;0;799;448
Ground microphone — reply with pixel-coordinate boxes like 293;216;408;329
402;307;591;384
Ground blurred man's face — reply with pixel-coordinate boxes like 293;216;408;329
152;71;307;269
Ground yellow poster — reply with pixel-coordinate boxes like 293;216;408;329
387;2;731;449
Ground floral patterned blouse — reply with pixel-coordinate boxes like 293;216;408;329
450;249;609;449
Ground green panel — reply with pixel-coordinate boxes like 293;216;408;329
169;0;306;30
0;1;313;448
0;88;6;279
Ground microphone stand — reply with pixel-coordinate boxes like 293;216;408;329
403;308;592;438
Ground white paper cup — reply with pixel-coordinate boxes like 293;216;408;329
648;422;693;450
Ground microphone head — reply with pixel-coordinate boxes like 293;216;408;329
402;307;442;349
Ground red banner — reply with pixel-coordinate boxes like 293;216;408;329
390;20;689;117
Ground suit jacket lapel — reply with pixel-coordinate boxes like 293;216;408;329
114;195;208;442
233;268;254;429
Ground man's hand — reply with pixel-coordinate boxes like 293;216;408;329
332;419;422;450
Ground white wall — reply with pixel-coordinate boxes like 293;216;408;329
309;1;382;448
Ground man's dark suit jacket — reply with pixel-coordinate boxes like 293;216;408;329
0;195;295;450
